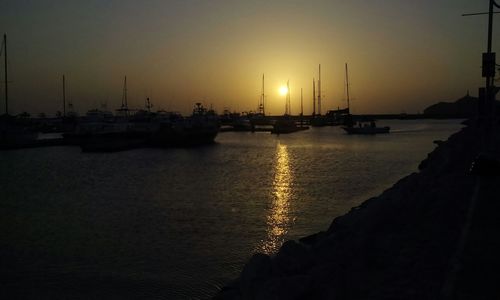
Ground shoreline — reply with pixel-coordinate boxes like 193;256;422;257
215;121;500;299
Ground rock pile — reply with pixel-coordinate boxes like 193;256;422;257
216;124;499;299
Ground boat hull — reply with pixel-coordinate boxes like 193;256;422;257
342;126;390;135
78;124;219;152
148;125;219;147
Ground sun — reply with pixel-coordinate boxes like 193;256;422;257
279;86;288;96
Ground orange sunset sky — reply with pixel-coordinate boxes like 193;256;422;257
1;0;499;116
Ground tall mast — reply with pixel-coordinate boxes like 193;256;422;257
3;34;8;115
62;75;66;117
317;64;322;115
345;63;350;112
300;87;303;116
312;78;316;116
121;76;128;114
259;73;265;115
285;80;291;115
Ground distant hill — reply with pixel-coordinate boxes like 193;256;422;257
423;92;500;117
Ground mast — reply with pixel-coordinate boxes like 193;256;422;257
317;64;322;115
285;80;291;115
3;34;8;115
300;87;303;116
121;76;128;116
146;97;152;112
345;63;350;113
312;78;316;116
259;73;265;115
62;75;66;117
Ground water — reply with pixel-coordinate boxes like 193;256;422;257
0;119;463;299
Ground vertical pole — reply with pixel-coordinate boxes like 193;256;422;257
312;78;316;116
124;76;127;109
262;73;265;115
4;34;8;115
486;0;495;126
301;87;304;126
121;75;128;117
346;63;350;112
287;80;291;116
318;64;321;115
487;0;493;55
62;75;66;117
300;88;303;116
485;0;493;94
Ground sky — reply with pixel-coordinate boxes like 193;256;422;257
1;0;499;116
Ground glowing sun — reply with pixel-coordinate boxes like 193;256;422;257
279;86;288;96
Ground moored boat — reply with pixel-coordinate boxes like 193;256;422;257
78;103;220;152
342;120;390;134
271;118;309;134
148;103;220;147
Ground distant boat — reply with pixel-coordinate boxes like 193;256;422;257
148;103;220;147
340;63;389;134
272;81;309;134
342;120;390;135
271;118;308;134
79;103;220;152
0;115;39;149
311;65;328;127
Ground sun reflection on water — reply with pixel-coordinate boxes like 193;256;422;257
259;143;293;254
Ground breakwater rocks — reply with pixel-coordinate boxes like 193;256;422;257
216;124;500;299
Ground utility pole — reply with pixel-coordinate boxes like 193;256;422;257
464;0;499;124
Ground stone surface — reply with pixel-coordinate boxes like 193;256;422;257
216;123;500;299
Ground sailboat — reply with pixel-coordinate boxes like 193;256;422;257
250;73;272;127
1;34;39;149
341;63;390;134
271;81;309;134
310;64;329;127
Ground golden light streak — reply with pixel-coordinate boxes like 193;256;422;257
259;143;293;254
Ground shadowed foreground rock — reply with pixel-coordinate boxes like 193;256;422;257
216;123;500;299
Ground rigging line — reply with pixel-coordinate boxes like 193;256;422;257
462;12;500;16
494;0;500;9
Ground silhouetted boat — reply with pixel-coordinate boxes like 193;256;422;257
272;81;309;134
311;65;328;127
271;118;308;134
62;109;125;145
0;34;40;149
310;116;328;127
148;103;220;147
342;120;390;135
0;115;39;149
80;103;219;152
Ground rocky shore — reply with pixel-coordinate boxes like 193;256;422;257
216;122;500;299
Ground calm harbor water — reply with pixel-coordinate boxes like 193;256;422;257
1;120;463;299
